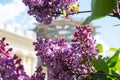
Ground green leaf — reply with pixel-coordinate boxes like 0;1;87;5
95;44;103;53
82;16;93;24
115;58;120;73
109;48;117;52
109;70;120;80
92;58;109;73
107;49;120;68
90;72;108;80
111;70;120;76
83;0;117;24
91;0;116;18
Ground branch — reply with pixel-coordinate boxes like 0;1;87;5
77;72;120;79
66;10;91;16
91;72;120;78
54;10;91;15
76;10;91;13
58;9;120;21
66;10;120;20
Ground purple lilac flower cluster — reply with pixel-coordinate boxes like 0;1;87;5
33;25;97;80
71;25;97;79
22;0;77;24
0;38;30;80
31;66;45;80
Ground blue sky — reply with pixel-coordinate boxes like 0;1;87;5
0;0;11;4
0;0;37;38
0;0;120;49
77;0;120;49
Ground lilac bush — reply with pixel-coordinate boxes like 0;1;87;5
0;38;30;80
33;25;97;80
22;0;77;24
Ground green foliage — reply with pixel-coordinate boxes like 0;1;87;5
115;58;120;73
83;0;117;24
107;48;120;67
92;57;109;73
91;48;120;80
90;72;108;80
111;70;120;76
83;16;93;25
96;44;103;53
91;0;116;18
109;48;117;52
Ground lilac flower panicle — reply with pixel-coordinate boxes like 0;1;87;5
0;38;30;80
33;25;97;80
31;66;45;80
22;0;78;24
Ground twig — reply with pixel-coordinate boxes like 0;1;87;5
91;72;120;78
66;10;91;16
77;72;120;79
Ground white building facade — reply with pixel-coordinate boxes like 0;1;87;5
0;25;37;76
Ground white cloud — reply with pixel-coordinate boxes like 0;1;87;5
0;0;26;23
0;0;36;39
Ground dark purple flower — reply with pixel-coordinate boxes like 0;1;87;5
31;66;45;80
0;38;30;80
